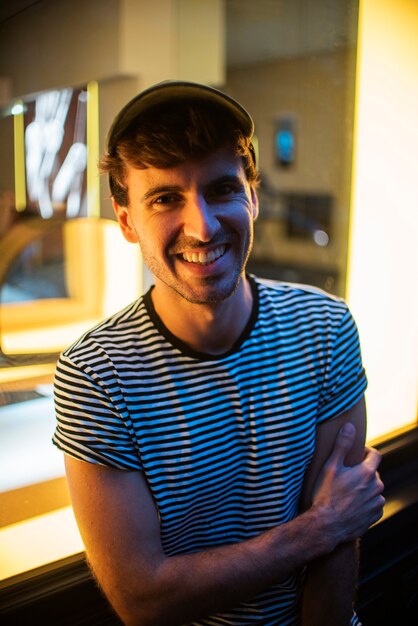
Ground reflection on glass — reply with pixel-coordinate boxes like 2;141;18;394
226;0;358;295
0;217;142;357
2;225;67;304
0;0;361;587
0;217;142;580
24;87;88;219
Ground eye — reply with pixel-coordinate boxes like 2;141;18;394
152;193;181;209
207;182;237;200
155;194;175;204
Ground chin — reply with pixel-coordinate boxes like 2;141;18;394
175;276;243;306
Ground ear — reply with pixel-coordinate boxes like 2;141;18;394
112;198;139;244
250;187;259;220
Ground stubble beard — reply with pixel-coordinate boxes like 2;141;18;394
170;270;243;305
140;228;254;306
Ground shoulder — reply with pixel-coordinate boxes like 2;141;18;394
62;297;146;363
55;298;155;387
253;274;344;302
252;275;350;319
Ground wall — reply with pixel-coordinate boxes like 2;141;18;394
0;0;121;99
0;0;224;99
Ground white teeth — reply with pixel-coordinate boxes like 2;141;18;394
182;245;225;265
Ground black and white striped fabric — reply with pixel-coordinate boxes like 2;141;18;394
53;276;366;625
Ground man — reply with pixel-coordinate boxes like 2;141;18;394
53;81;384;626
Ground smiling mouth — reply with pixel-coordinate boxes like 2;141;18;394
180;245;227;265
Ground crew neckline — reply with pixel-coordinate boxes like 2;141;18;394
143;275;259;360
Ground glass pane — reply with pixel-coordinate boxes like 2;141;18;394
0;217;142;580
0;0;361;583
2;221;67;305
225;0;358;296
24;87;88;219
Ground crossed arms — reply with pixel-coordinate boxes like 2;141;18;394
64;396;384;626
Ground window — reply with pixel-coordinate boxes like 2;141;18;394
0;0;416;586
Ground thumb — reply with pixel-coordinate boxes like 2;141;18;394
328;422;356;467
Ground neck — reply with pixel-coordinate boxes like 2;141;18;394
151;275;254;355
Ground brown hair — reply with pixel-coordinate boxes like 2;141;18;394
100;101;259;207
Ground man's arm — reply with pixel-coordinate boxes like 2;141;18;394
300;396;371;626
64;410;383;626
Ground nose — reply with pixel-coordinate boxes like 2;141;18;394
182;194;220;242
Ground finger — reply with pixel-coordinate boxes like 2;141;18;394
326;422;356;468
368;495;386;527
363;447;382;472
363;473;385;498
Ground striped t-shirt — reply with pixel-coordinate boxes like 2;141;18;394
53;276;366;625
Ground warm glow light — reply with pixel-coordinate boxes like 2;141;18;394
347;0;418;441
2;319;99;354
1;219;142;357
102;223;142;317
103;228;142;317
13;100;26;212
0;507;84;580
0;363;56;385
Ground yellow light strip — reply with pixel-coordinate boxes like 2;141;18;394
13;101;26;212
1;319;100;355
86;81;100;218
345;0;364;298
345;0;418;441
0;506;84;581
346;0;369;301
0;363;56;385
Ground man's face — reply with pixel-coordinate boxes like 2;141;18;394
113;146;258;307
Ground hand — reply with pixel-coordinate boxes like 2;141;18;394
312;423;385;547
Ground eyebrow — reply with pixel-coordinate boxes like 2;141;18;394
140;174;245;203
141;185;183;203
206;174;243;187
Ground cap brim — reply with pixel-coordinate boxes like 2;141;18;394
107;80;254;153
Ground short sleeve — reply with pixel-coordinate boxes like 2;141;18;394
53;352;142;470
317;306;367;424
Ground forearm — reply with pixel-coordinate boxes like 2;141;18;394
301;540;359;626
103;508;335;626
67;422;383;626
